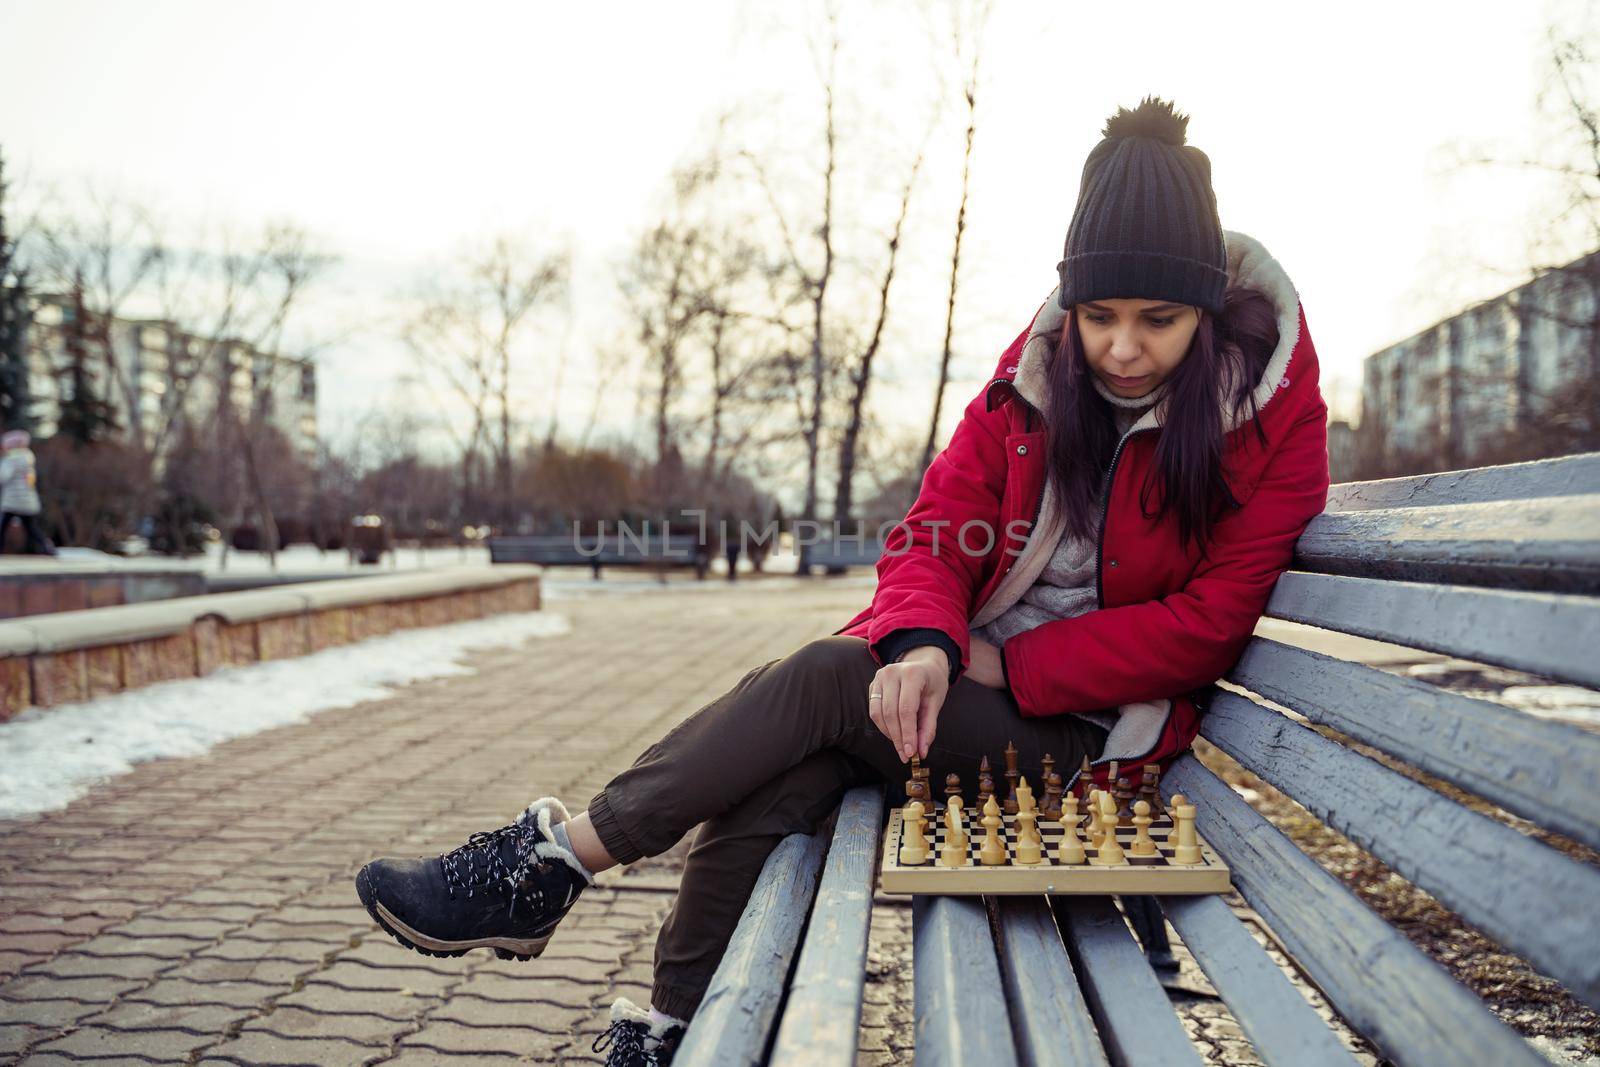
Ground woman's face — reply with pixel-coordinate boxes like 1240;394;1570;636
1074;299;1200;398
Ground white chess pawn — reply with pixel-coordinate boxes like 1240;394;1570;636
1170;793;1202;865
1056;794;1086;865
899;801;928;866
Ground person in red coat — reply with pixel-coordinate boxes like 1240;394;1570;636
356;96;1330;1064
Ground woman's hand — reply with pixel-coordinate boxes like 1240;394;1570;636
965;638;1007;690
869;646;950;762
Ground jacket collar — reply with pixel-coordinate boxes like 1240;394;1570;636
985;229;1303;436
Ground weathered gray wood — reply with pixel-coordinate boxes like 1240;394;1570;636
1053;895;1203;1066
993;897;1109;1067
1200;690;1600;1010
1326;452;1600;511
1228;638;1600;851
913;894;1020;1067
1292;494;1600;594
769;787;884;1067
1158;894;1357;1067
1163;754;1546;1067
674;830;828;1067
1265;571;1600;690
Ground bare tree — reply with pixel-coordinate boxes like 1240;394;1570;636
833;135;929;525
918;0;993;477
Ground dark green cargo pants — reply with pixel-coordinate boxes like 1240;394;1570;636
587;635;1108;1019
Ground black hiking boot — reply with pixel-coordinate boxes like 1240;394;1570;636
355;796;591;961
592;997;686;1067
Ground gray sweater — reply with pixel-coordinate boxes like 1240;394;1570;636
970;377;1165;647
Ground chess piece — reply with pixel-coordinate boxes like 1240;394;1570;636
1015;802;1042;865
979;795;1007;865
1043;772;1064;820
944;773;962;802
905;757;928;805
1114;776;1136;827
1170;793;1202;865
1091;792;1126;865
1078;755;1093;801
1138;765;1165;819
940;797;968;867
899;801;928;865
1086;789;1107;849
1003;741;1020;815
977;756;996;808
1130;800;1158;856
1056;794;1086;865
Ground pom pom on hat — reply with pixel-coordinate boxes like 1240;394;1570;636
1101;95;1190;146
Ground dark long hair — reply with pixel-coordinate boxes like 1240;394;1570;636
1044;286;1280;557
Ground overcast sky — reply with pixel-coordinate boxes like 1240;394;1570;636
0;0;1576;457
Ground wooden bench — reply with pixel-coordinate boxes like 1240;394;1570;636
487;534;711;580
806;536;885;572
675;453;1600;1066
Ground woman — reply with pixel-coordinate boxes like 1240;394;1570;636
0;430;56;556
356;96;1329;1066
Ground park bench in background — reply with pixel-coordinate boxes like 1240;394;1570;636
672;452;1600;1066
488;534;711;580
807;536;885;571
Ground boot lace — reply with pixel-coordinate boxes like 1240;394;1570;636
438;817;551;915
592;1020;676;1066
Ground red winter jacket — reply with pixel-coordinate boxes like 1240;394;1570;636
833;231;1330;790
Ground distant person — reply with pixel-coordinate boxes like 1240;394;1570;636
0;430;56;556
355;97;1331;1065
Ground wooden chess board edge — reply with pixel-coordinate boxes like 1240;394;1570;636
877;809;1232;897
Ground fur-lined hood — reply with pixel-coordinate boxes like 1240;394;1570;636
985;229;1303;434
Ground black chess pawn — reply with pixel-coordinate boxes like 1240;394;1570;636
1043;771;1064;820
944;772;962;802
1114;776;1136;827
1138;765;1165;820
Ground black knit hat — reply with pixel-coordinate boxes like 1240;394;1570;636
1056;96;1227;314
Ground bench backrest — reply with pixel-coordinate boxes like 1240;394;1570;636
1179;451;1600;1066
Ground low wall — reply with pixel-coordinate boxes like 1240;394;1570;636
0;565;541;721
0;561;208;619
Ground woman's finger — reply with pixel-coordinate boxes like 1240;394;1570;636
894;669;920;762
876;672;902;753
867;671;888;738
916;687;943;759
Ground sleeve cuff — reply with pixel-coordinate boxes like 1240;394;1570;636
872;626;963;685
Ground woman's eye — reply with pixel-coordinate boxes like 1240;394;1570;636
1147;317;1174;328
1086;315;1110;325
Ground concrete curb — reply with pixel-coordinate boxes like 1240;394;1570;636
0;565;542;718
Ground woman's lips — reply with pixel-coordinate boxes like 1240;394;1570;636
1107;373;1149;387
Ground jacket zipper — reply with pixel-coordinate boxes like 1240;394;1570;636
1094;426;1156;610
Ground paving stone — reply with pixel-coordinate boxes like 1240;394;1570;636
34;1024;217;1058
203;1029;385;1064
82;999;253;1033
275;983;437;1019
30;951;173;981
401;1020;566;1059
0;974;142;1003
306;962;458;996
128;976;286;1008
0;996;105;1029
239;1005;411;1045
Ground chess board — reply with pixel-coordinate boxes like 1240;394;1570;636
879;804;1230;895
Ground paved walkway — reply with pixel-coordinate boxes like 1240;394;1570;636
0;576;914;1065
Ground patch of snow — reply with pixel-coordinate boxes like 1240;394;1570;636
0;610;571;821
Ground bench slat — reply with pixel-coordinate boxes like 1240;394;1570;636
1325;452;1600;511
993;897;1109;1067
1292;494;1600;594
1053;895;1203;1066
1229;639;1600;851
913;895;1020;1067
1163;754;1546;1067
1324;451;1600;511
1157;894;1361;1067
1265;571;1600;690
674;830;829;1067
768;787;885;1067
1200;690;1600;1010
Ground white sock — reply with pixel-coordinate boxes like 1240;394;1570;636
648;1005;687;1032
549;821;596;882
